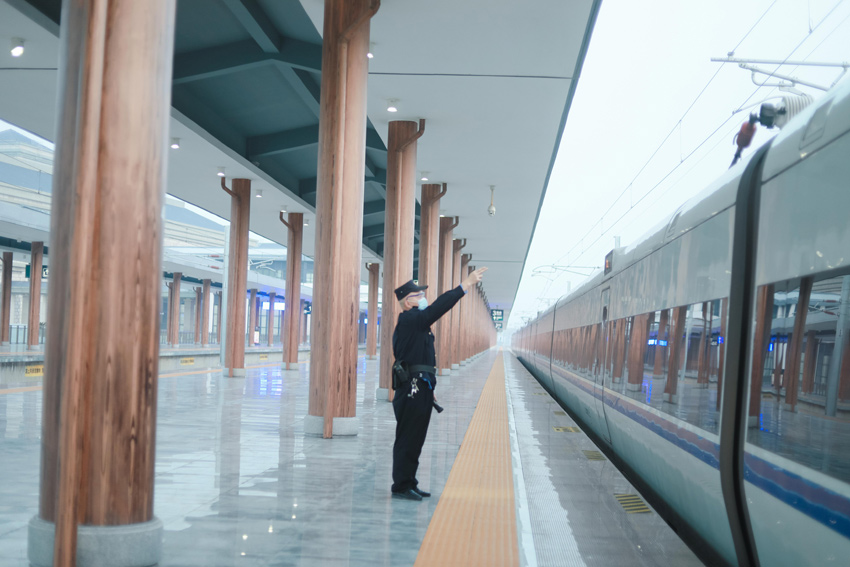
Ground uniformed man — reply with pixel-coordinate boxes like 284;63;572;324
391;266;488;501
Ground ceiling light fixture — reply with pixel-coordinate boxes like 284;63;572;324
170;137;180;149
256;189;263;198
387;99;398;113
280;205;287;213
367;42;375;59
10;38;24;57
304;218;309;227
420;171;429;182
488;185;496;217
216;167;225;177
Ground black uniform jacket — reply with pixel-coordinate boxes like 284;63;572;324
392;285;465;380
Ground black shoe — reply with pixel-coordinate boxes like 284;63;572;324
413;487;431;498
392;488;423;501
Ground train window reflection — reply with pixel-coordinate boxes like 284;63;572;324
745;272;850;482
601;300;728;434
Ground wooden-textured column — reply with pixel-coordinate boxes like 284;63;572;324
1;252;11;345
28;241;44;347
308;0;379;438
223;178;251;377
379;119;425;400
280;212;303;369
436;216;458;374
784;278;813;411
664;306;687;403
366;262;379;359
749;285;774;425
169;272;182;347
449;238;466;369
248;288;258;346
32;1;177;565
193;287;202;345
419;183;446;303
201;279;210;346
458;253;471;363
267;292;276;346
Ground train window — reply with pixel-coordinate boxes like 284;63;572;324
744;273;850;481
602;300;728;434
742;271;850;566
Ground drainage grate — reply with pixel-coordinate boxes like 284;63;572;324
553;426;580;433
553;410;566;416
582;450;606;461
614;493;652;514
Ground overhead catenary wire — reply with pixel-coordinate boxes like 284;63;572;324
554;0;845;271
551;0;779;267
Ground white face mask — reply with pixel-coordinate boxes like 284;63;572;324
417;296;429;310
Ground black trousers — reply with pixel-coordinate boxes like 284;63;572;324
391;376;434;492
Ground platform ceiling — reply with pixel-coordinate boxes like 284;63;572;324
0;0;600;324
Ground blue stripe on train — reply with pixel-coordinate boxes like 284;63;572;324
536;357;850;539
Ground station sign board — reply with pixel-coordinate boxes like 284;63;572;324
25;264;49;279
495;322;503;330
490;309;503;322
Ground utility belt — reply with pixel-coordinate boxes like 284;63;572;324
391;360;436;390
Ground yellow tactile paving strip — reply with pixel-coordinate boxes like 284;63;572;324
414;352;519;567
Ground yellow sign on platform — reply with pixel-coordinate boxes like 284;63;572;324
180;357;195;366
259;354;269;362
25;365;44;377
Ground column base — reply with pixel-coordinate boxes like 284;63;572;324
367;355;377;360
451;364;460;370
663;392;678;404
747;415;760;428
304;415;359;437
785;403;797;413
284;362;300;371
28;516;162;567
1;341;8;346
224;368;246;377
439;368;451;376
376;387;390;401
696;383;709;389
626;382;641;392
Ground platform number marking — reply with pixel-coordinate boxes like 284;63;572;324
553;410;566;416
553;426;580;433
614;493;652;514
582;450;606;461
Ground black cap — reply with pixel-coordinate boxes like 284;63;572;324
394;279;427;301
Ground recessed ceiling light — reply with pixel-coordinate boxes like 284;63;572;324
170;137;180;149
420;171;429;182
304;219;309;227
367;42;375;59
11;38;24;57
216;167;225;177
387;99;398;113
256;189;263;198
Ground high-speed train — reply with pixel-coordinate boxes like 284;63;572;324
512;78;850;567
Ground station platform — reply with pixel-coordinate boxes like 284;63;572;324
0;348;702;566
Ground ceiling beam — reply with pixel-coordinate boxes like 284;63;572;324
247;125;384;160
222;0;281;53
172;39;321;85
277;66;320;115
363;200;385;216
247;125;317;159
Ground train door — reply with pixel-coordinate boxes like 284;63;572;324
596;288;612;443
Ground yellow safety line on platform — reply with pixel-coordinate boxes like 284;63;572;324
414;351;519;567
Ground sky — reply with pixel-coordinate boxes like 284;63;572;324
507;0;850;330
